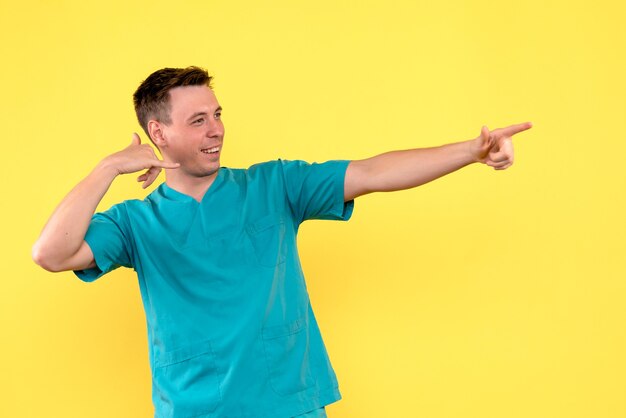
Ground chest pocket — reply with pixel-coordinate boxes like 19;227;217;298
245;212;288;268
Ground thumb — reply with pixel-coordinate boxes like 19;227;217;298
131;132;141;146
481;125;490;143
481;125;495;148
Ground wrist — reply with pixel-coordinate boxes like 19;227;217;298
95;156;122;179
466;138;480;164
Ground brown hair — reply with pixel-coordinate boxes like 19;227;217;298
133;66;213;142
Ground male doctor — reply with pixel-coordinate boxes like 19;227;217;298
33;66;532;418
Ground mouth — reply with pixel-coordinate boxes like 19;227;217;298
200;146;221;155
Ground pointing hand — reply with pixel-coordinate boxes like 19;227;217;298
469;122;533;170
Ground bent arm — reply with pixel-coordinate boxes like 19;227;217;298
32;161;119;272
32;133;179;272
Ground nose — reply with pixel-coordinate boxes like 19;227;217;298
207;118;224;138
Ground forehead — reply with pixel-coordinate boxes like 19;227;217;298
168;85;219;118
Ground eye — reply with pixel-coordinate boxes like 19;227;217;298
193;118;205;124
215;112;221;119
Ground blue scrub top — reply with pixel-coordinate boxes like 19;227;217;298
74;159;355;418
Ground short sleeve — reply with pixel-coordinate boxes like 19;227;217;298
73;203;133;282
279;159;355;224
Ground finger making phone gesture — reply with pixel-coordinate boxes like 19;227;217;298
104;133;180;188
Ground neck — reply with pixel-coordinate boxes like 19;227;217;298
164;169;219;202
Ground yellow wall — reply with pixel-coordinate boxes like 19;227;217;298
2;1;625;417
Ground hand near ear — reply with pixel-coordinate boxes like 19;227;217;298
103;133;180;188
469;122;533;170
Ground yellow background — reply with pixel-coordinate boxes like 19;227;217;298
1;0;625;417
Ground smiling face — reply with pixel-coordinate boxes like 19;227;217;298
151;85;224;179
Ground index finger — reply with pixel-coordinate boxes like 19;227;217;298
498;121;533;137
152;160;181;169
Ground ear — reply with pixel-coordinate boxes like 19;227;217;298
148;120;167;148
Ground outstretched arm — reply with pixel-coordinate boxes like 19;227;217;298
32;133;179;272
344;122;533;201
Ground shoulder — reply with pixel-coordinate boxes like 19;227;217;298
247;158;314;176
121;197;152;213
91;199;144;226
96;193;163;222
244;159;351;182
241;159;301;181
276;158;351;177
248;159;292;171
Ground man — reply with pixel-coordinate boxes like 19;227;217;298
32;66;532;418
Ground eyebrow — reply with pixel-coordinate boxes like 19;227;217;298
186;106;223;122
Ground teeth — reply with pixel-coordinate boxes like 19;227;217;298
202;146;220;154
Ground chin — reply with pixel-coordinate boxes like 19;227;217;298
180;163;220;178
199;164;220;177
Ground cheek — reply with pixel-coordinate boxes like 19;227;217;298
163;128;189;147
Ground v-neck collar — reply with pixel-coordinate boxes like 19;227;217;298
159;168;226;203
